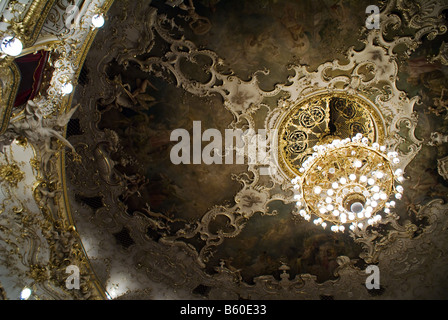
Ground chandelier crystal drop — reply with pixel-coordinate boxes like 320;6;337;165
291;133;404;232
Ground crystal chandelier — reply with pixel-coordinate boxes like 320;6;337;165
291;133;404;232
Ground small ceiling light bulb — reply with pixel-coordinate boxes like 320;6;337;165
340;177;347;184
91;14;105;28
314;186;322;194
61;82;73;94
1;36;23;56
360;175;367;183
349;174;357;181
354;160;362;168
20;287;32;300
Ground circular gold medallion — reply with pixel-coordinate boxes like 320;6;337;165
277;92;384;179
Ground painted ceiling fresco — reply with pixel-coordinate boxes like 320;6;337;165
60;0;448;299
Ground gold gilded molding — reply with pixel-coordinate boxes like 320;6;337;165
0;0;56;133
7;0;57;47
0;162;25;187
277;91;385;179
0;60;20;134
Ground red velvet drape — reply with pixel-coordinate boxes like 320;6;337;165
14;50;49;107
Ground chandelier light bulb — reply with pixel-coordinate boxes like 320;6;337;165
350;201;364;213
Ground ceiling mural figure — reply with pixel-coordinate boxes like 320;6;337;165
0;0;448;301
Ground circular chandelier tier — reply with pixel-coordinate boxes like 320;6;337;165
291;133;404;232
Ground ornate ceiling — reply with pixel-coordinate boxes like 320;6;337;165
1;0;448;301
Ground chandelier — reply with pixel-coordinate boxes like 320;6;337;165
291;133;404;232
